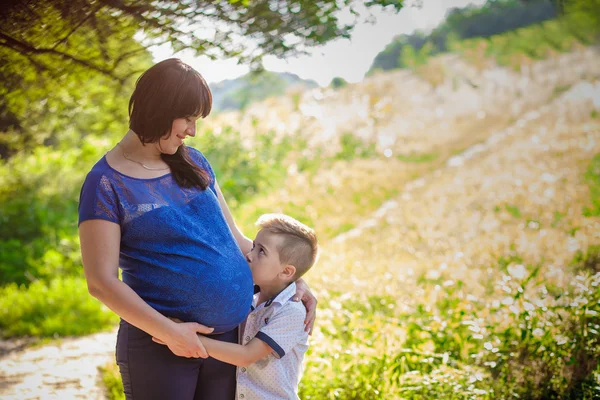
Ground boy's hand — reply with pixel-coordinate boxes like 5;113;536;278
197;335;208;346
293;278;317;335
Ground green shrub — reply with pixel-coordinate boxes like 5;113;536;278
100;362;125;400
0;143;100;285
0;276;118;338
330;77;348;89
192;126;306;207
335;133;377;161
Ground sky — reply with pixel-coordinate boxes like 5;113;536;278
150;0;487;87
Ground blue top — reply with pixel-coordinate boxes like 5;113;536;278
78;146;253;333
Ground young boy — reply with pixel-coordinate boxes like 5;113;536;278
198;213;318;400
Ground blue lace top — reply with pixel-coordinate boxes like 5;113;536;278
78;147;253;333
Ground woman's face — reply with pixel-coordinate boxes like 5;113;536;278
157;116;199;154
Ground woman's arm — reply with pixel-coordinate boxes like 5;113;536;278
214;181;253;255
79;219;212;358
198;336;273;367
294;278;317;334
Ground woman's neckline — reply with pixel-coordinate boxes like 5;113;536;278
102;154;172;181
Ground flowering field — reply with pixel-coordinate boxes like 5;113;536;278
210;49;600;399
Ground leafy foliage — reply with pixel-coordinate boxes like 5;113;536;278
0;0;403;157
0;276;118;337
1;0;403;79
369;0;559;73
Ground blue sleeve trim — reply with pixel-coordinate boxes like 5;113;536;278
78;168;121;226
78;215;121;227
255;331;285;358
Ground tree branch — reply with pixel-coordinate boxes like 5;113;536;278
52;4;104;50
0;32;119;79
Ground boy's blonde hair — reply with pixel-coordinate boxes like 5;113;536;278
257;214;318;280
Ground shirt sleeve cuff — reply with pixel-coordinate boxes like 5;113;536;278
255;331;285;358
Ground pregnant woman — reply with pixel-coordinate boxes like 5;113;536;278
78;58;316;399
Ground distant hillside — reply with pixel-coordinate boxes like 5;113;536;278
368;0;557;73
210;71;318;112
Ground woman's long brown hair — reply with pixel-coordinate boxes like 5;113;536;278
128;58;212;188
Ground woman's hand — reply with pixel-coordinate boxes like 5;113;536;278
293;278;317;335
153;318;214;358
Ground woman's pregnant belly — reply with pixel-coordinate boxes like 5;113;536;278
118;197;254;333
120;247;253;333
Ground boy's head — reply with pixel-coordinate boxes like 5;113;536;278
246;214;318;287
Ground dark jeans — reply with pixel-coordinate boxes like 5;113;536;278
116;319;237;400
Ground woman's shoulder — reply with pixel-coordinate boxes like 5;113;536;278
78;156;122;226
83;156;113;186
79;156;126;204
186;145;208;164
186;146;214;175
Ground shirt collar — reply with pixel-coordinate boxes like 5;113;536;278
255;282;297;308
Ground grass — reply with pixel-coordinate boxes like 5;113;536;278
504;204;522;218
397;152;439;163
100;362;125;400
552;83;573;99
582;154;600;217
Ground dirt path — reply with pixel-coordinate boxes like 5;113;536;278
0;330;116;400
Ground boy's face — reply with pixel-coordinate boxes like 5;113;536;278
246;230;289;286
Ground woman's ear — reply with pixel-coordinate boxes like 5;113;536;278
280;264;296;280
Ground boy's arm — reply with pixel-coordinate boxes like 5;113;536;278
199;335;273;367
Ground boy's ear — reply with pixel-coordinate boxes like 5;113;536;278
280;264;296;280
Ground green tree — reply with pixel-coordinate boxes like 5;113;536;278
368;0;558;73
562;0;600;31
330;76;348;89
0;0;404;157
1;0;404;85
